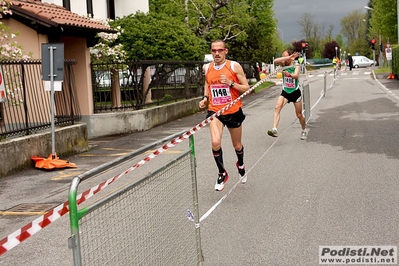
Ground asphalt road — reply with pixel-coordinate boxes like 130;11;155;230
1;68;399;265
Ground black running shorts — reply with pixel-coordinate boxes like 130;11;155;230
281;89;302;103
207;108;246;128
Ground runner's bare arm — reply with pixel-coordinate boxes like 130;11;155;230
274;52;300;66
199;65;209;109
290;64;300;79
231;63;250;93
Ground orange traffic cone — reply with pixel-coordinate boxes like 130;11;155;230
387;73;395;80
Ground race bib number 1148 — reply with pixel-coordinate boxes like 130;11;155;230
210;84;232;105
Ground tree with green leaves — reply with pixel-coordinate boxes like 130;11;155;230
227;0;277;63
149;0;277;64
183;0;252;43
149;0;251;46
368;0;397;45
111;12;207;61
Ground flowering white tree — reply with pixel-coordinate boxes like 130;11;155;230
0;23;31;60
0;2;28;60
89;18;126;63
0;3;31;106
89;18;127;107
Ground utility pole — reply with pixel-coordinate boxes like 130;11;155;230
370;38;376;71
379;34;383;67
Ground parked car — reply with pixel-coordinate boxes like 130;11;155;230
166;67;199;84
94;71;112;87
94;70;135;87
352;56;376;68
204;54;214;62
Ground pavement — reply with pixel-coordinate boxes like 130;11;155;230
374;71;399;95
1;67;399;265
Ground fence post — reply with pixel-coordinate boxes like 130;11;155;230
333;67;336;81
302;81;310;124
324;71;327;97
189;135;204;266
68;177;83;266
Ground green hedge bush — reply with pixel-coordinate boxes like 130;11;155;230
392;45;399;77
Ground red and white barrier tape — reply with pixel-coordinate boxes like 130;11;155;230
0;202;69;256
0;68;280;256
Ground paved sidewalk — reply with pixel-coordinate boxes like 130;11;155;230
375;72;399;90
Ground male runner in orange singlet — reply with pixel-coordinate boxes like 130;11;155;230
199;39;250;191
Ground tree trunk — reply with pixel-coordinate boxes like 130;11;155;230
143;66;152;103
111;68;121;108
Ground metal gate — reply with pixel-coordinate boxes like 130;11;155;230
68;135;203;265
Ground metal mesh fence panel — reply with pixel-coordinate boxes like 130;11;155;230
77;151;198;265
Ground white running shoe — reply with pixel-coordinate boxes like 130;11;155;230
267;127;278;137
215;171;229;191
300;130;308;140
236;162;247;184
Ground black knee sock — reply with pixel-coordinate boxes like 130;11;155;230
212;148;225;173
235;146;244;166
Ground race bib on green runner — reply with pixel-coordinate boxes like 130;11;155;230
283;75;296;89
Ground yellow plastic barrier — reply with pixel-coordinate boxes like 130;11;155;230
260;73;266;79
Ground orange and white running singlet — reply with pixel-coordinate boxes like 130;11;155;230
204;60;241;115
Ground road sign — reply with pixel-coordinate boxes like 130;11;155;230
41;43;64;81
41;43;64;159
386;48;392;61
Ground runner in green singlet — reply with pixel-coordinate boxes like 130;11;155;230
267;50;308;140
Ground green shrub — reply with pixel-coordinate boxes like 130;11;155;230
392;45;399;77
162;94;173;101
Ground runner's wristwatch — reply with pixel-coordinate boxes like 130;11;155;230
230;82;235;88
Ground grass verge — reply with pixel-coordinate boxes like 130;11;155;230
251;81;275;93
375;67;391;74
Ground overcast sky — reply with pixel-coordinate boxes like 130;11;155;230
273;0;369;43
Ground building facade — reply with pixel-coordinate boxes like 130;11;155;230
42;0;149;20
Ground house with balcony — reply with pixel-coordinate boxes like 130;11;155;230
41;0;149;20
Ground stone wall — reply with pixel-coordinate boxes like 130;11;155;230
0;98;201;177
0;123;88;177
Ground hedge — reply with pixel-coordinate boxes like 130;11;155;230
392;45;399;77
